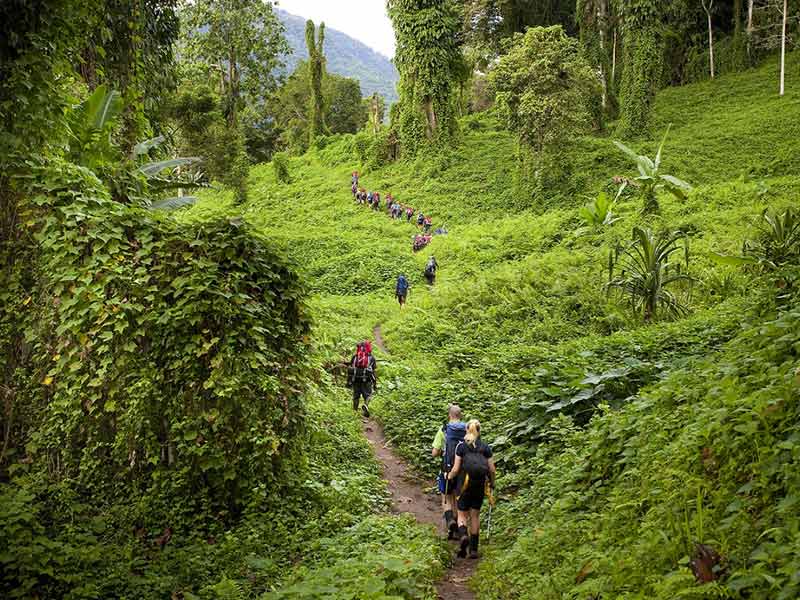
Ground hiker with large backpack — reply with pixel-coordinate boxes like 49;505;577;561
447;419;496;559
432;405;466;540
395;274;409;307
346;341;377;417
424;256;438;286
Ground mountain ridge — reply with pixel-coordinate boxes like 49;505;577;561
277;8;399;105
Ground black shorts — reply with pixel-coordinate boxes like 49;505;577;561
457;480;486;511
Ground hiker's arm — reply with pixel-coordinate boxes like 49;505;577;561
447;455;462;479
488;458;496;488
432;447;441;458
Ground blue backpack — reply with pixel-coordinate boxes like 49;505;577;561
442;422;466;474
396;275;408;294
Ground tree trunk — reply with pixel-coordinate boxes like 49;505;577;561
734;0;743;34
703;0;715;79
780;0;787;96
599;0;608;109
747;0;754;33
612;28;617;83
423;98;437;139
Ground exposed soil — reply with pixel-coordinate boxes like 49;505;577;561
372;324;388;354
363;419;478;600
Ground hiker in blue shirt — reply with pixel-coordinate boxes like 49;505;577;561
395;274;409;307
433;405;466;541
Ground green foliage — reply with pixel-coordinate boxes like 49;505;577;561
607;226;693;322
578;189;623;229
614;126;693;213
305;20;327;144
388;0;466;156
491;26;599;152
273;152;292;184
618;25;664;137
182;0;289;127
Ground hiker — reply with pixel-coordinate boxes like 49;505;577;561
351;182;358;197
424;256;438;285
395;274;409;307
417;212;425;227
367;191;373;205
373;195;381;211
423;216;433;233
432;405;466;540
352;171;359;186
406;207;414;222
447;419;495;559
347;341;377;417
413;234;432;252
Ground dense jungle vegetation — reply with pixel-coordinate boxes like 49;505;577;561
1;0;799;599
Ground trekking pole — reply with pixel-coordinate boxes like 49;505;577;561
485;483;496;544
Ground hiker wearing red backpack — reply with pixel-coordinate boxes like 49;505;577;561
447;419;496;559
432;405;466;540
347;341;377;417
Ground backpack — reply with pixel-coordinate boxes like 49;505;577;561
396;276;408;294
442;422;466;474
461;442;490;480
354;343;371;368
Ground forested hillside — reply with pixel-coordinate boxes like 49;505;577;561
2;0;800;599
278;9;400;105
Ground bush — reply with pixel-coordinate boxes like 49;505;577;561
273;151;292;183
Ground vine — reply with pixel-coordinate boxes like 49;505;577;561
305;20;327;144
387;0;465;156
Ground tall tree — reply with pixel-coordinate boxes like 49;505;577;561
617;0;665;137
702;0;716;78
388;0;466;156
182;0;289;127
305;20;327;144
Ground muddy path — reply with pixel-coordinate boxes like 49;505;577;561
364;418;477;599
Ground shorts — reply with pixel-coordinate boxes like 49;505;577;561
457;480;486;511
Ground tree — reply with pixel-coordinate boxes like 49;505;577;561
702;0;716;78
182;0;289;127
617;0;665;137
752;0;798;95
306;20;327;143
490;26;599;153
463;0;577;60
388;0;466;156
327;77;367;134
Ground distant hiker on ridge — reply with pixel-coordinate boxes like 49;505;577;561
447;419;495;559
424;256;438;286
347;341;377;418
395;274;409;307
432;405;466;540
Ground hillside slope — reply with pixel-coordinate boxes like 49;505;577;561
191;53;800;598
278;9;399;105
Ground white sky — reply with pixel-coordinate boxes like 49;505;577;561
276;0;396;58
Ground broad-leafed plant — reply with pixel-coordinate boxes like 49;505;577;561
614;126;692;213
607;226;693;322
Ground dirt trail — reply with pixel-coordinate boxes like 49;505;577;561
364;326;477;599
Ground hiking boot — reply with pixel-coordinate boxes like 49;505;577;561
458;535;469;558
448;520;458;540
361;404;370;418
469;534;479;559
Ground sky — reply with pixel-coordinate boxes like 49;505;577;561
277;0;396;58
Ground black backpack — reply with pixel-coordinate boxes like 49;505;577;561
461;443;490;480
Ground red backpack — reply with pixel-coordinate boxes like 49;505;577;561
354;342;371;368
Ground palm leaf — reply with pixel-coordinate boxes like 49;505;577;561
139;157;201;177
148;196;197;211
133;135;166;158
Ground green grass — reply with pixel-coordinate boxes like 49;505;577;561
187;51;800;598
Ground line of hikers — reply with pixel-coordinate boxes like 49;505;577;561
350;171;448;253
346;342;495;560
394;256;438;307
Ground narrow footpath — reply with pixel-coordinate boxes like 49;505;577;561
365;326;477;600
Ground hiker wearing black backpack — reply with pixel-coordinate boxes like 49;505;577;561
346;341;377;417
395;274;409;307
424;256;438;286
447;419;495;559
432;405;466;540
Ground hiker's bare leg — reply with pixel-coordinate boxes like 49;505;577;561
457;509;469;528
469;509;480;534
